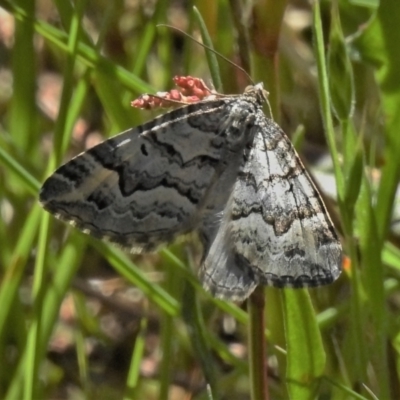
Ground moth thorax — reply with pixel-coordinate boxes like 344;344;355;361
225;109;256;150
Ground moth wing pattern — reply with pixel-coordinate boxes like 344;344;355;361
201;115;342;300
200;220;260;301
40;99;237;252
40;80;342;301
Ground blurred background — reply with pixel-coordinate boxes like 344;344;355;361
1;0;400;399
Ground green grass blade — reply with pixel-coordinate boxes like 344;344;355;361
8;0;36;155
192;6;223;92
283;290;326;399
123;317;148;399
312;1;344;200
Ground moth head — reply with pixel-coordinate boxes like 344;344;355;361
244;82;269;105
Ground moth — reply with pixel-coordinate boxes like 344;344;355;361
40;76;342;301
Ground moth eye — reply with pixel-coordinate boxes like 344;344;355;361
141;144;148;156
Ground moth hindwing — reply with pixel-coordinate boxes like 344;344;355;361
40;80;342;301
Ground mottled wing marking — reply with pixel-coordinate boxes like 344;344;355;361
201;113;341;300
40;99;239;252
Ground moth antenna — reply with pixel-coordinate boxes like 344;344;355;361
157;24;255;85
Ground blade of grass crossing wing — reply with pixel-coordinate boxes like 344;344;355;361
92;242;180;316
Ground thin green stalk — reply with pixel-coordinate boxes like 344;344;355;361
0;205;41;337
9;0;36;155
312;1;344;197
124;317;148;400
0;144;40;195
193;6;223;92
